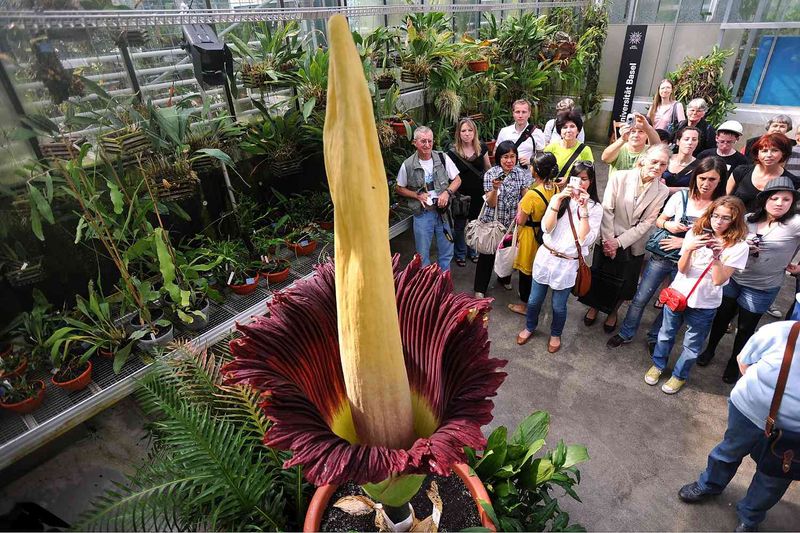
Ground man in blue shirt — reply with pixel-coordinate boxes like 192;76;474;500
677;321;800;531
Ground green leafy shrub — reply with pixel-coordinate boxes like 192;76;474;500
466;411;589;532
669;46;736;127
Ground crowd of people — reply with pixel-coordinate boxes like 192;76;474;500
394;91;800;530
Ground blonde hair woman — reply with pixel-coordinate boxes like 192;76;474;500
648;79;685;131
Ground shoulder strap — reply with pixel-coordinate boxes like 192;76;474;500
678;190;689;222
765;321;800;436
684;251;717;300
514;124;534;149
525;188;549;227
558;143;587;177
566;205;586;265
531;188;548;207
452;150;486;179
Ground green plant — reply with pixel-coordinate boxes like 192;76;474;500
295;48;329;117
496;12;554;67
466;411;589;532
576;0;609;119
16;289;57;370
0;376;42;405
669;46;736;127
76;341;311;531
47;281;135;374
240;108;315;168
228;21;304;87
307;190;333;223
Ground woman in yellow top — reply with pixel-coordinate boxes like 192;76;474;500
509;153;560;315
544;110;594;178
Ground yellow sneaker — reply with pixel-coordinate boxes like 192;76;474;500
644;365;663;385
661;376;686;394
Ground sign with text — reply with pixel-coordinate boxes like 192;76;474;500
609;25;648;136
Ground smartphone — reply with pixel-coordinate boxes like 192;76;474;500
568;176;582;189
702;227;715;235
625;113;635;127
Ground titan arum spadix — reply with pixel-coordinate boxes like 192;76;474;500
223;14;506;531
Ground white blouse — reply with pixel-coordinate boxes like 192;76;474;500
532;199;603;290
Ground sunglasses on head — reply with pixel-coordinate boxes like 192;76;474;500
574;160;593;168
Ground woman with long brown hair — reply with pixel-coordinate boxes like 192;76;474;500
645;196;749;395
647;79;685;132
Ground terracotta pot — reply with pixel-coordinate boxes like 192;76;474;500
467;59;489;72
0;357;28;380
303;463;495;532
389;121;408;137
1;380;46;415
99;347;114;359
317;220;334;231
288;240;318;257
264;266;291;284
229;273;260;295
486;140;496;155
52;360;93;392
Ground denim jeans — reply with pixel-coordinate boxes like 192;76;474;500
652;305;717;380
723;278;781;314
619;255;677;342
413;210;454;271
696;401;793;528
452;217;476;261
525;279;572;337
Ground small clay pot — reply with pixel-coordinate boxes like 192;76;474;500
303;463;495;532
264;266;291;284
467;59;489;72
52;360;93;392
317;220;334;231
1;380;46;415
288;240;318;257
0;357;28;380
389;121;408;137
229;273;260;295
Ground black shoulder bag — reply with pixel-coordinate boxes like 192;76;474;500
756;321;800;479
556;143;587;178
438;152;472;218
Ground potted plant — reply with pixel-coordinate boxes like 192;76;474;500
15;289;57;371
0;376;46;415
227;259;261;296
253;229;292;284
0;349;27;380
47;281;136;374
225;18;504;532
308;191;334;230
228;21;304;89
47;339;94;392
124;279;175;353
285;224;320;257
240;109;314;177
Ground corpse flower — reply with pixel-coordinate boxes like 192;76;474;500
223;14;506;530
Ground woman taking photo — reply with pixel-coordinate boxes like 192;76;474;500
607;156;728;350
509;153;560;315
662;126;700;193
516;161;602;353
647;79;685;132
496;99;545;169
727;133;799;211
544;110;594;178
447;118;491;266
697;177;800;383
582;145;670;332
473;140;531;298
646;196;749;395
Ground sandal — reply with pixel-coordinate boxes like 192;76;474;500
507;303;527;315
470;256;479;263
583;309;597;326
455;259;466;267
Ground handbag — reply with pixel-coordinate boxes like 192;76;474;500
465;200;507;255
645;190;689;262
566;206;591;297
666;102;680;137
657;259;714;312
756;321;800;480
494;223;518;278
449;192;472;218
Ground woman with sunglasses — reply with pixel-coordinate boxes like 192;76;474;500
645;196;749;394
516;161;602;353
508;153;560;315
607;157;728;352
697;177;800;383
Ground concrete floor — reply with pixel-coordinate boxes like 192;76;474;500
2;152;799;531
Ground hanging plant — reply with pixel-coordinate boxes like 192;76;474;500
139;156;200;202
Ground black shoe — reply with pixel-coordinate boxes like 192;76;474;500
734;522;758;532
606;334;630;349
603;319;618;334
696;350;714;367
647;340;656;357
678;482;714;503
583;310;597;327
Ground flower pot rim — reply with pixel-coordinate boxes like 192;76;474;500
302;462;495;532
0;356;28;379
0;379;46;411
52;359;93;389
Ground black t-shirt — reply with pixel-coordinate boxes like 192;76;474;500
447;144;488;219
696;148;749;175
732;164;800;212
663;159;699;188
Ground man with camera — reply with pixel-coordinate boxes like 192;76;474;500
602;112;661;173
395;126;462;271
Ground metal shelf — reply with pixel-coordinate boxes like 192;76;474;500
0;214;411;471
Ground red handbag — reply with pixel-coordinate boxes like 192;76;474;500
658;260;715;312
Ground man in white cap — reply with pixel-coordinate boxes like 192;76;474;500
697;120;748;173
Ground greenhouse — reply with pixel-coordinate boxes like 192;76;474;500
0;0;799;531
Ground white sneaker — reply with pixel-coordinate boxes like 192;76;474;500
766;304;782;318
474;292;485;298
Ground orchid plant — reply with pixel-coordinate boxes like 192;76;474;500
224;15;506;532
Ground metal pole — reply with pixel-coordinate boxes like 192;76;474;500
731;0;768;98
717;0;734;47
118;40;143;103
0;58;43;160
751;33;778;105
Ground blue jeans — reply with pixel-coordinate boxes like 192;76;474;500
696;401;793;527
525;279;572;337
652;305;716;380
723;278;781;314
619;255;677;342
453;217;477;261
413;210;454;271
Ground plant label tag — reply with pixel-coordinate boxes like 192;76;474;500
300;240;309;246
262;255;270;263
227;271;235;285
246;277;255;284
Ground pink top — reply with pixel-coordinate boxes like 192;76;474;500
652;101;685;130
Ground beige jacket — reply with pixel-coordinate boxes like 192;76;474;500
600;169;669;256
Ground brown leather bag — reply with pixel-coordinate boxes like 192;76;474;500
566;206;591;297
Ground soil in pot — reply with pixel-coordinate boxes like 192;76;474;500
320;474;481;532
288;240;318;256
52;360;93;392
263;260;291;283
1;380;46;415
0;356;28;380
229;272;260;295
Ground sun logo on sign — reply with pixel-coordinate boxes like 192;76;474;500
629;31;643;46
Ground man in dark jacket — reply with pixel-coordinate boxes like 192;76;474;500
672;98;716;156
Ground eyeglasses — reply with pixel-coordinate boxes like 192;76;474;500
710;214;733;222
416;139;433;145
